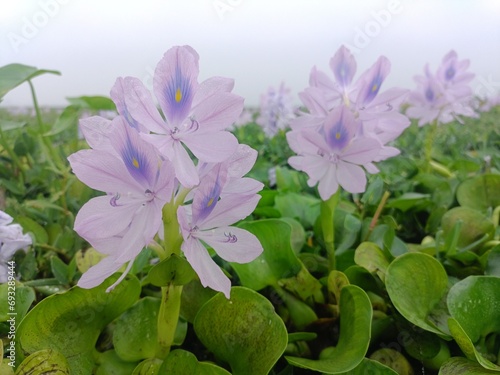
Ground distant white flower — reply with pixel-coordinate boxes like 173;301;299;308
0;211;32;283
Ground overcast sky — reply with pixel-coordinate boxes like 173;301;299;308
1;0;499;108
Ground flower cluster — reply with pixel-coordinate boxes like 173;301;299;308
256;82;295;137
69;46;263;297
0;211;32;283
406;50;476;126
287;46;410;200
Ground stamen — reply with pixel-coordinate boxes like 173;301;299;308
110;193;121;207
223;232;238;243
106;261;134;293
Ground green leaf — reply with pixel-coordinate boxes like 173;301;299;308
159;349;231;375
132;358;163;375
385;253;451;338
354;242;391;283
386;192;432;212
66;95;116;111
0;63;60;98
439;357;500;374
274;192;320;228
15;349;70;375
231;219;304;289
113;297;161;362
0;284;35;322
337;358;398;374
194;287;288;375
286;285;372;374
485;245;500;276
447;276;500;371
44;105;80;137
457;174;500;211
441;207;495;252
94;350;138;375
17;274;141;374
146;254;196;287
0;119;27;131
180;279;218;323
369;348;414;375
15;216;47;244
50;256;69;285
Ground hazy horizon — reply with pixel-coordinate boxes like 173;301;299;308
1;0;499;108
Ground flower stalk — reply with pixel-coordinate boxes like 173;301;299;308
320;189;341;271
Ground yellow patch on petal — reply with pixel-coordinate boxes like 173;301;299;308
371;84;378;92
175;88;182;103
132;158;140;168
207;197;214;207
335;132;341;140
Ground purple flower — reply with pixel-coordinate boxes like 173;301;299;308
177;163;263;298
288;106;381;200
256;82;295;137
68;116;175;290
116;46;244;188
406;51;476;126
0;211;32;283
296;46;409;161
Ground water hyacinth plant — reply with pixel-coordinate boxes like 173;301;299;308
1;44;499;375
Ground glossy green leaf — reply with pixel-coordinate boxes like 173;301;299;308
337;358;398;374
132;358;163;375
286;285;372;374
94;350;138;375
386;192;432;212
15;216;47;244
17;274;141;374
0;63;60;98
439;357;500;374
232;219;321;301
447;276;500;371
50;256;69;285
146;254;196;287
180;279;218;323
194;287;288;375
441;207;494;252
275;192;320;228
386;253;450;337
485;245;500;276
159;349;231;375
369;348;414;375
15;349;70;375
113;297;160;362
457;174;500;211
0;283;35;322
354;242;391;283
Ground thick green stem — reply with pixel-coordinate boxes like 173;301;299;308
320;189;341;271
155;188;191;358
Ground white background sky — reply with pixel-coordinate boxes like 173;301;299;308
1;0;499;108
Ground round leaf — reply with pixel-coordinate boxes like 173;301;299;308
17;274;141;374
286;285;372;374
113;297;160;362
457;174;500;211
194;287;288;375
15;349;70;375
439;357;500;374
386;253;450;337
159;349;231;374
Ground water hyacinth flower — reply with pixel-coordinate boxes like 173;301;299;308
0;211;32;283
288;105;381;200
256;82;295;137
68;117;175;290
288;46;408;199
115;45;244;188
406;50;476;126
177;163;263;298
295;45;410;162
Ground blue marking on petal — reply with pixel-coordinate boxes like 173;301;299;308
166;67;192;123
326;120;350;151
425;86;435;102
445;65;456;81
121;136;152;186
362;74;384;104
196;174;223;223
